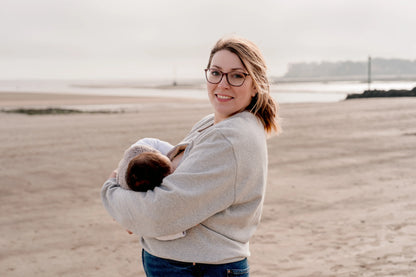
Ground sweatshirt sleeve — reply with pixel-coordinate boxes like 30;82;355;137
101;129;237;237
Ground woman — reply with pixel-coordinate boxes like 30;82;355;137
101;36;279;276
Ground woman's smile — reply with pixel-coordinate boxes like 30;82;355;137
215;93;234;101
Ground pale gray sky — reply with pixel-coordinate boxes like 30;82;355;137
1;0;415;80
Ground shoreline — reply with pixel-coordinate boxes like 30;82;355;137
2;79;416;105
0;92;209;113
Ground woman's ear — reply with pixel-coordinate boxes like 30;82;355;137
251;83;258;97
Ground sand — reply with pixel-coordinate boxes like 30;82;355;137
1;92;415;276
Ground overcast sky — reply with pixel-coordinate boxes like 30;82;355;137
1;0;415;80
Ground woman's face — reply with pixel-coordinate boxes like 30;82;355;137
207;50;257;123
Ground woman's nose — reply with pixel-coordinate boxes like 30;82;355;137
217;74;230;88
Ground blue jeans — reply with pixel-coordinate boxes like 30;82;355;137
142;249;249;277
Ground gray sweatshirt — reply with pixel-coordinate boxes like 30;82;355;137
101;111;268;264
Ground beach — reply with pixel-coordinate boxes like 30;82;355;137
1;92;416;276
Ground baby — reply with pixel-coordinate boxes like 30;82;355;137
117;148;171;192
125;151;172;192
116;138;186;240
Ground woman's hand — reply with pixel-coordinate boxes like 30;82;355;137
109;169;117;179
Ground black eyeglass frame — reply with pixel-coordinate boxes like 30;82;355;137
204;68;250;87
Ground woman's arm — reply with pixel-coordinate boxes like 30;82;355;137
101;130;237;237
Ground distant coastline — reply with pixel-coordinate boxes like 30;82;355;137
279;58;416;83
273;75;416;84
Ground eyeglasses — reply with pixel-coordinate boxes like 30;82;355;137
204;68;249;87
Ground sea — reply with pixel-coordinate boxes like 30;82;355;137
1;79;415;104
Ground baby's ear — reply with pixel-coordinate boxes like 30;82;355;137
135;179;150;187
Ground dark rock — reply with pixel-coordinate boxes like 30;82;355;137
346;87;416;99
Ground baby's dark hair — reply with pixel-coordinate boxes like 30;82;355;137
125;152;172;192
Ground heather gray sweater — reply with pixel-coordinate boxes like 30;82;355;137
101;111;268;264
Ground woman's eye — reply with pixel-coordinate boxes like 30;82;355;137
231;73;244;79
210;70;221;76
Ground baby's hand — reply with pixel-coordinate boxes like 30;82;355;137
109;169;117;179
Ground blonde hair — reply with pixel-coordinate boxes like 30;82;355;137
207;36;280;135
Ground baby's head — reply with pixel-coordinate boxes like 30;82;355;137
125;151;173;192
